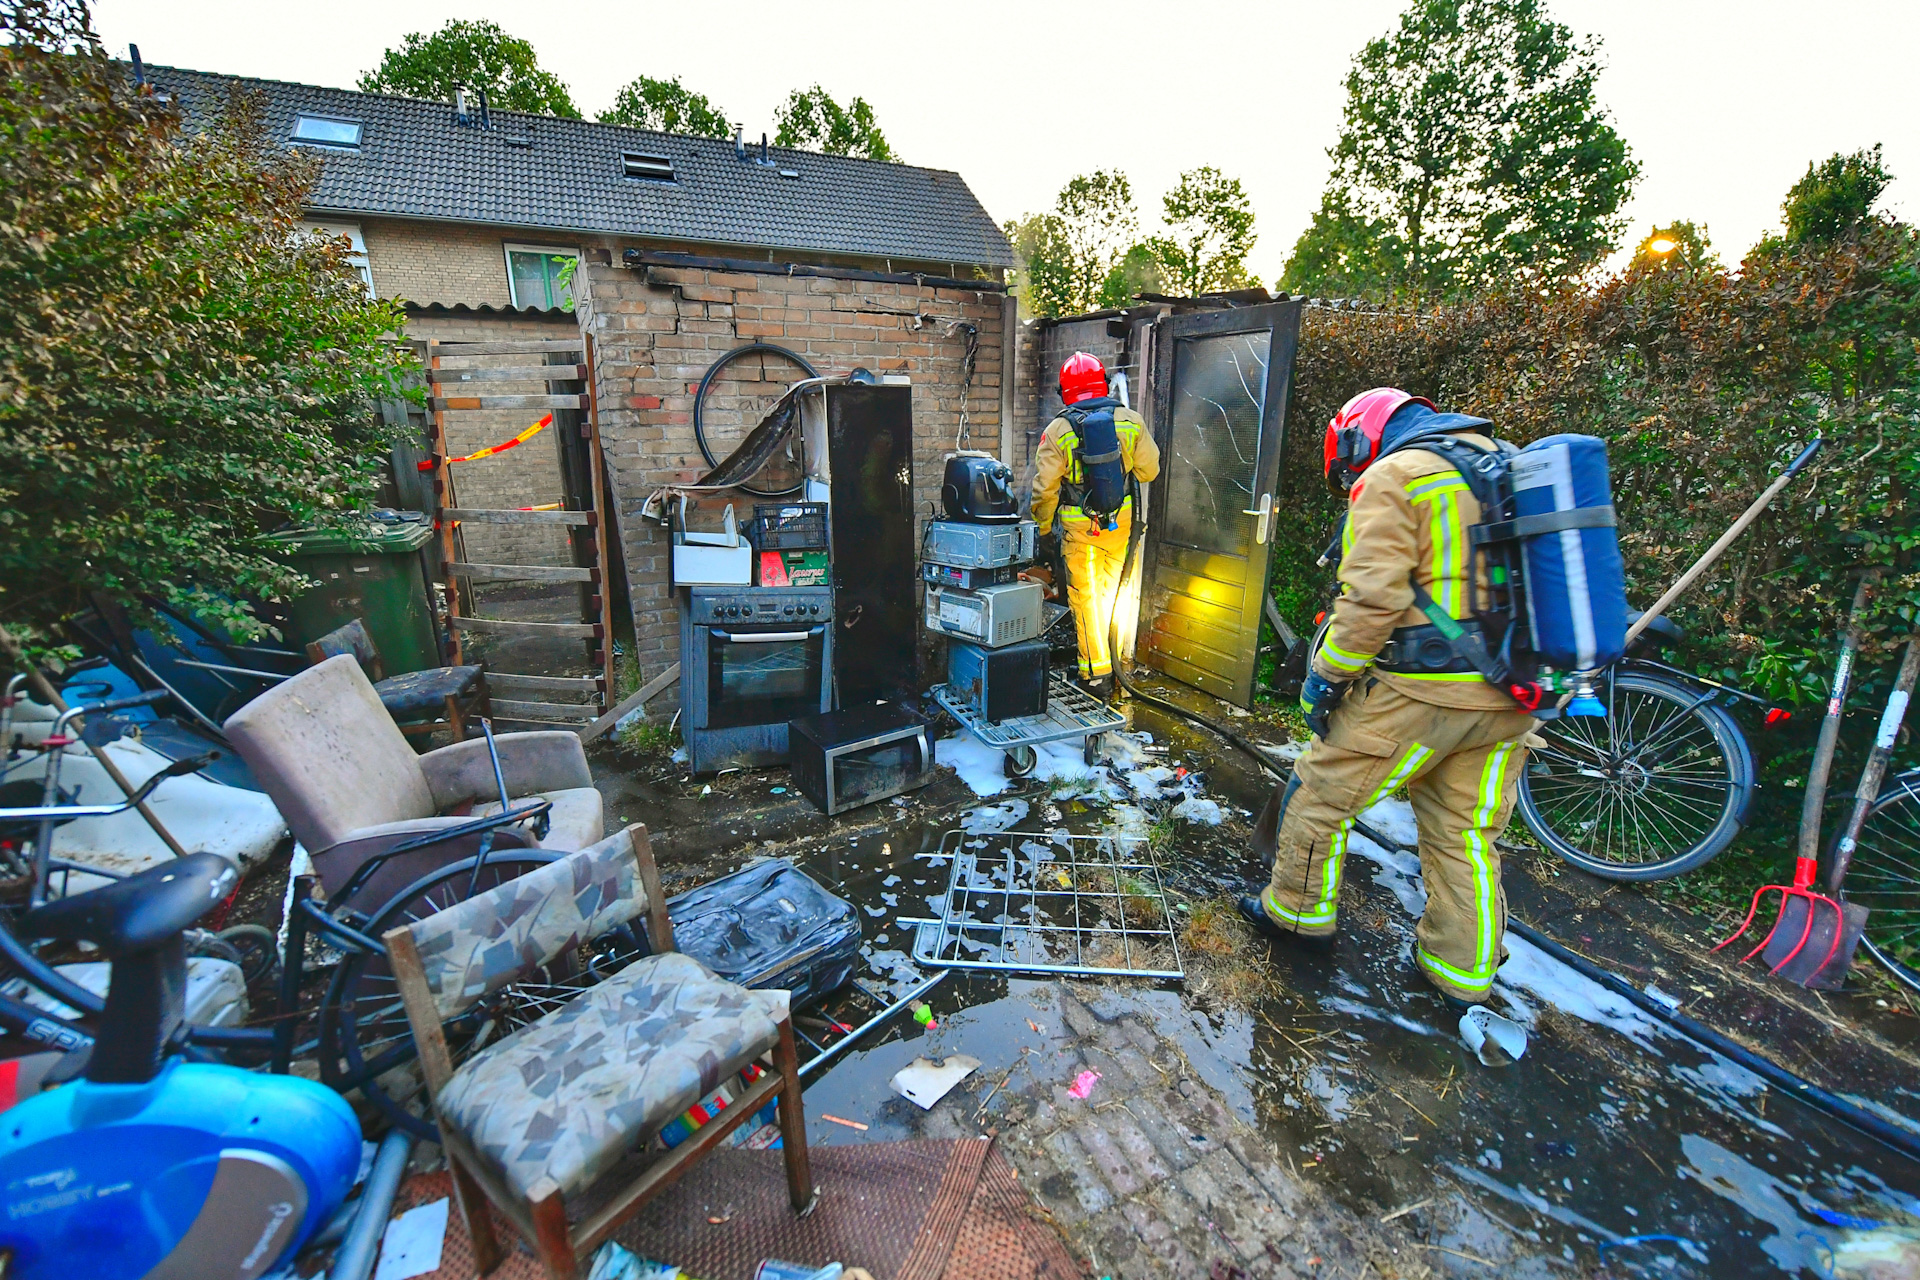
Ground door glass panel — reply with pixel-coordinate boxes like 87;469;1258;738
706;632;823;728
1161;331;1271;555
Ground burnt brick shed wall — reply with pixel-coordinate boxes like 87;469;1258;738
578;253;1009;695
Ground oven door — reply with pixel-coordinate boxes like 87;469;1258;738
703;624;828;729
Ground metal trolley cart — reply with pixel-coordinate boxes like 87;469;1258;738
932;671;1126;778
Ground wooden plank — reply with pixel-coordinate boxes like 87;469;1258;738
450;617;601;638
577;662;680;743
486;672;603;694
431;394;586;411
429;339;584;356
1158;543;1251;586
448;561;596;584
489;698;596;721
1264;595;1300;648
1147;607;1242;659
584;334;618;702
428;364;586;384
1154;565;1247;612
441;508;595;527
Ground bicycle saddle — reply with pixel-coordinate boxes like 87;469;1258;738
19;852;235;958
1625;609;1685;652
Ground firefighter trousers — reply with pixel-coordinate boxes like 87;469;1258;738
1258;677;1536;1002
1063;524;1129;680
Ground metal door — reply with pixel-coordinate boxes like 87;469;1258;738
1138;301;1301;706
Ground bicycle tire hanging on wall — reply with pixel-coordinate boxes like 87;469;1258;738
694;342;818;499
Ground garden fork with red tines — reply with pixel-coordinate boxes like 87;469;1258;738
1714;853;1847;978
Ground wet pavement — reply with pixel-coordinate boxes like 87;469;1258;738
598;678;1920;1278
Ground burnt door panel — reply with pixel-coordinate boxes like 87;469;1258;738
827;384;916;704
1140;302;1301;706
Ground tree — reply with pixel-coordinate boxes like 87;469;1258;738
1149;166;1257;296
1278;190;1403;298
360;19;579;118
599;75;731;138
1006;170;1160;318
2;0;414;650
1627;220;1718;275
1282;0;1636;300
774;86;895;161
1783;146;1890;245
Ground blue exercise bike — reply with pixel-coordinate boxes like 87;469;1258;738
0;851;361;1278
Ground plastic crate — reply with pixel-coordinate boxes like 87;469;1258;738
750;502;830;551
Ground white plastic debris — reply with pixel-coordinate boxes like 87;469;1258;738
1460;1005;1529;1067
372;1196;448;1280
890;1054;982;1109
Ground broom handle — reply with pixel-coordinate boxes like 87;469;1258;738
1827;633;1920;893
1801;574;1875;866
1626;438;1823;645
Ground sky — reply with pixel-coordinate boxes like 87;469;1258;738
94;0;1920;283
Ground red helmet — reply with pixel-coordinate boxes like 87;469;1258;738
1058;352;1108;405
1323;387;1434;491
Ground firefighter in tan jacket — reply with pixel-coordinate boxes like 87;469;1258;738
1031;353;1161;692
1239;388;1537;1010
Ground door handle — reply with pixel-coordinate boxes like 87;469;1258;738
1242;493;1274;545
711;628;821;643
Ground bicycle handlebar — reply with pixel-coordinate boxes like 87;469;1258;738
0;751;219;821
52;688;170;732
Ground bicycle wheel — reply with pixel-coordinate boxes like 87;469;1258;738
324;853;641;1138
693;342;815;498
1838;775;1920;993
1518;671;1754;881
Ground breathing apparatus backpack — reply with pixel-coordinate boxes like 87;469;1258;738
1315;430;1628;714
1059;397;1130;532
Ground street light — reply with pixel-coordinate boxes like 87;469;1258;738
1647;236;1679;256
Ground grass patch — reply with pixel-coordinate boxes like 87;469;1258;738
617;719;680;757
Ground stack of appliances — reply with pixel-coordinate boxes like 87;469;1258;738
924;455;1048;723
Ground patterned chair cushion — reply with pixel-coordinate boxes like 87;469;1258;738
435;951;786;1201
374;665;483;716
408;827;643;1021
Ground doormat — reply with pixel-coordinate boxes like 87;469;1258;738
368;1135;1077;1280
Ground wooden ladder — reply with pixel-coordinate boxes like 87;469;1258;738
425;336;616;728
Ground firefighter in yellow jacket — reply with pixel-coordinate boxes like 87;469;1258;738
1031;353;1161;694
1239;388;1538;1012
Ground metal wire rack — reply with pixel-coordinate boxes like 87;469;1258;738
903;827;1184;980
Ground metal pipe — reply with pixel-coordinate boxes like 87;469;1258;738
799;970;949;1082
327;1128;416;1280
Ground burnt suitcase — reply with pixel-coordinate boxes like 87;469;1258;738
659;860;860;1009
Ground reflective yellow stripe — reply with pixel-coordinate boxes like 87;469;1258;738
1388;670;1486;681
1418;739;1515;994
1320;639;1373;672
1272;744;1432;928
1409;477;1470;618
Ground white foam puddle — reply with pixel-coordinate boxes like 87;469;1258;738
1320;994;1440;1037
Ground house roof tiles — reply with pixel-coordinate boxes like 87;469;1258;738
145;65;1015;270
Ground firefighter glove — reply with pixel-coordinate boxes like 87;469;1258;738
1300;671;1350;739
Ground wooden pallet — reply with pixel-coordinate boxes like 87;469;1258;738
425;337;617;727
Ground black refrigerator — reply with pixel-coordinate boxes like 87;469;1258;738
826;383;915;704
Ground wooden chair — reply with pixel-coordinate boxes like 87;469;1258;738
305;617;487;741
383;824;814;1279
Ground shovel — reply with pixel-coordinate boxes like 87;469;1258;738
1771;634;1920;987
1716;574;1873;978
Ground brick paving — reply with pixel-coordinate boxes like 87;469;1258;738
944;985;1439;1280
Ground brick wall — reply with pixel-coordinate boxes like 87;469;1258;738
577;252;1010;691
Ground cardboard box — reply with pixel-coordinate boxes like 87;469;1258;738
757;549;830;587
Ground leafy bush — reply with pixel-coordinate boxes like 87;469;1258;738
0;0;416;648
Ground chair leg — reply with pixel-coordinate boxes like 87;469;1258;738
528;1183;577;1280
772;1016;815;1212
448;694;466;742
448;1151;506;1275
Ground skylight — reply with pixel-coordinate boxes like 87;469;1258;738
291;115;363;149
621;152;674;182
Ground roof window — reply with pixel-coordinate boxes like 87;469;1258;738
291;115;362;149
621;151;675;182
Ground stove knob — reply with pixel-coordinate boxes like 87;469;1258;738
783;605;795;616
810;605;820;616
726;606;739;617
